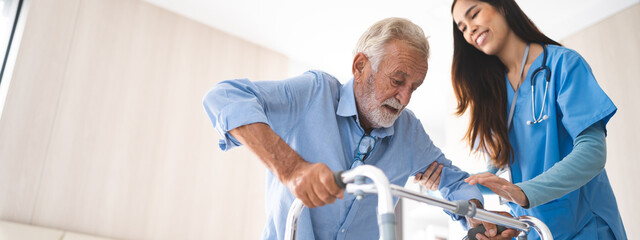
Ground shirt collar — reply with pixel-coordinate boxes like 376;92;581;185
337;78;395;138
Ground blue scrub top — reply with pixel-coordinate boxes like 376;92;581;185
505;45;626;239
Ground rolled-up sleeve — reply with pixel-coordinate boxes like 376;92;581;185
202;71;328;151
203;79;270;150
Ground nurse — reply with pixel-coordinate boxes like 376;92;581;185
417;0;627;239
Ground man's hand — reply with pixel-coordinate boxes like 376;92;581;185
229;123;344;208
286;162;344;208
413;162;443;191
467;211;520;240
465;173;530;207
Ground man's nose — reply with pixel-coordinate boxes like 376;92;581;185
396;85;412;106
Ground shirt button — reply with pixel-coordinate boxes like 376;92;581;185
341;229;345;233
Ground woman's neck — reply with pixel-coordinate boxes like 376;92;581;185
496;36;528;74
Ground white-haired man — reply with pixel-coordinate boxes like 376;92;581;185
203;17;484;239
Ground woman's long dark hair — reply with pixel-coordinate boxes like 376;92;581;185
451;0;561;168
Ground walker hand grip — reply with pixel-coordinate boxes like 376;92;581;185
467;224;508;240
333;171;346;189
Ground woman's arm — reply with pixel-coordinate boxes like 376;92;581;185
515;121;606;208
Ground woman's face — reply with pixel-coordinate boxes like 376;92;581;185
452;0;512;56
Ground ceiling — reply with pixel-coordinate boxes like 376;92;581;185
142;0;638;81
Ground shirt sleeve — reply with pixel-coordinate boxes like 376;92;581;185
202;71;329;151
410;120;484;226
556;50;616;139
516;121;606;208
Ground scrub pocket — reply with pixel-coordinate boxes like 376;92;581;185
595;215;616;239
513;198;573;240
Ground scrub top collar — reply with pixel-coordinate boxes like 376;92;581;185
337;78;395;139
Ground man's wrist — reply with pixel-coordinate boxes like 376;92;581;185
469;199;483;209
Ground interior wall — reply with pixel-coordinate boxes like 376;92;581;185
0;0;288;239
561;3;640;238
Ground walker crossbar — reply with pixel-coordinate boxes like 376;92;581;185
284;165;553;240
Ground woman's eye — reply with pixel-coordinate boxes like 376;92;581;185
462;26;467;32
472;11;479;19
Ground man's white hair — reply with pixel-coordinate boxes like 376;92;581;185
353;17;430;72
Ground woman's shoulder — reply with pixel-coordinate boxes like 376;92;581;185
545;45;584;62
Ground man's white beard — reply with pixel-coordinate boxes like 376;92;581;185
359;74;404;128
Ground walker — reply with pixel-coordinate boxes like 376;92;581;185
284;165;553;240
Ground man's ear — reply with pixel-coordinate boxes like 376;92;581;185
352;52;368;80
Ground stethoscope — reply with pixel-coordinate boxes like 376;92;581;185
527;44;551;125
507;43;551;129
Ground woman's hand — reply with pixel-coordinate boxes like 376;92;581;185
467;211;520;240
413;162;443;191
465;172;530;207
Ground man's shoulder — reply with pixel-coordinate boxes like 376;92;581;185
293;70;344;100
304;70;342;87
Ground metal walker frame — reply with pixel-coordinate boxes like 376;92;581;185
284;165;553;240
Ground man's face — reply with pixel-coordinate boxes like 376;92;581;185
354;40;428;130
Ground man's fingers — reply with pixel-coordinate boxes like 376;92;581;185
308;184;328;207
475;233;488;240
300;192;318;208
482;222;497;238
323;172;342;197
501;229;519;238
313;174;339;206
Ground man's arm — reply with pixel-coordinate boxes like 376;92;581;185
203;72;344;208
229;123;343;208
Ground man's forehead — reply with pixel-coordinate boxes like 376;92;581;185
390;70;409;78
387;62;428;77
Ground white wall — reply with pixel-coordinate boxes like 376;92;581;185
0;0;288;239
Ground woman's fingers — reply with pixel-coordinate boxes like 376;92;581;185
414;162;441;191
466;173;520;202
426;164;443;190
413;172;423;183
465;172;496;185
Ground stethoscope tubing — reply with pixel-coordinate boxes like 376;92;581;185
527;44;551;125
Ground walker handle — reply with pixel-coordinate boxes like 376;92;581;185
333;171;346;189
467;224;508;240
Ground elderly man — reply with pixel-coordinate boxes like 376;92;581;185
203;18;484;240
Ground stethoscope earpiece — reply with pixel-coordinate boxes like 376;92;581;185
526;120;533;125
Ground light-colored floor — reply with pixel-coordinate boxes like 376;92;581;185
0;220;117;240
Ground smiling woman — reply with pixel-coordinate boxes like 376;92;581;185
440;0;629;239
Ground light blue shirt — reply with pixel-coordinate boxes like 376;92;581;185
504;45;626;239
203;70;483;240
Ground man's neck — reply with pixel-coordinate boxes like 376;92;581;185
356;110;374;134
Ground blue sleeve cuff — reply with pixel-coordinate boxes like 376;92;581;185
214;101;269;151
